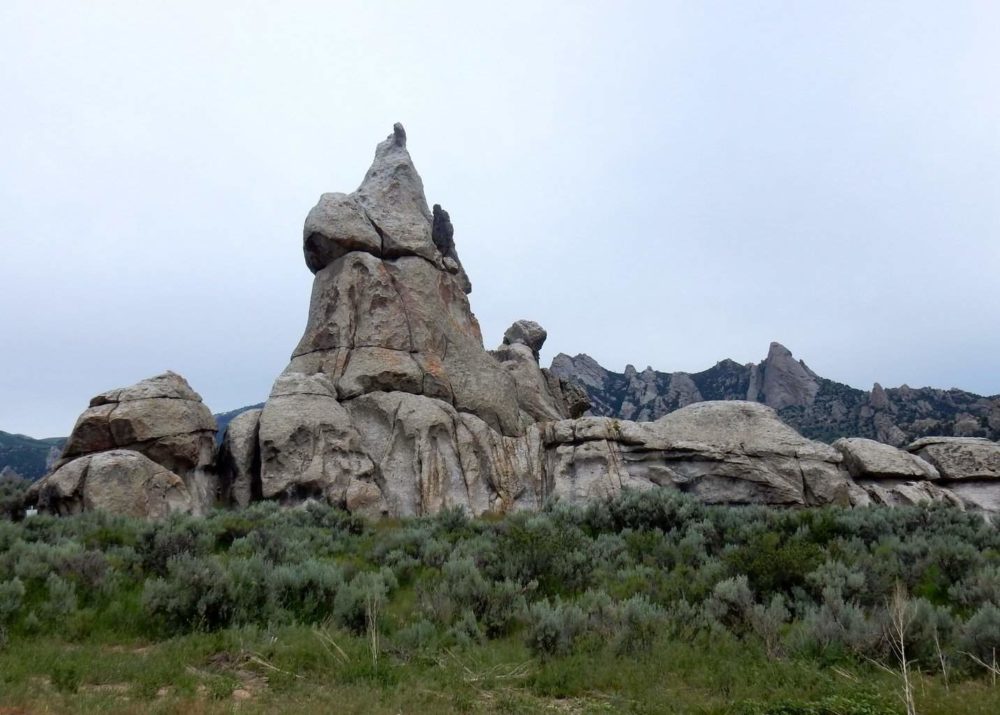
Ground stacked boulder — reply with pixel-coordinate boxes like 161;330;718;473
833;437;960;508
27;372;217;518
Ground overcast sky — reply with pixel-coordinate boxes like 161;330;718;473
2;1;998;437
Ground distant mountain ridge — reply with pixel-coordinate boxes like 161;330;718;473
0;432;64;481
0;403;264;481
549;342;1000;445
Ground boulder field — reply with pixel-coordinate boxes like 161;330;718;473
26;125;1000;519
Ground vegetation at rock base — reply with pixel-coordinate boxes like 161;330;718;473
3;492;1000;712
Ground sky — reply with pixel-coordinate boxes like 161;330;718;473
1;1;998;438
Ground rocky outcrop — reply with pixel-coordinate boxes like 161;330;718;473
257;373;379;508
752;342;821;411
56;372;216;478
29;450;193;518
214;126;872;517
906;437;1000;481
291;130;524;436
834;438;940;481
848;480;964;509
901;437;1000;514
535;402;851;508
492;321;589;424
212;127;1000;519
28;372;217;517
833;436;967;510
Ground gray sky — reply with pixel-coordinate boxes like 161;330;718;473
2;1;998;437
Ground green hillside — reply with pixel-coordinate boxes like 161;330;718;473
0;431;64;480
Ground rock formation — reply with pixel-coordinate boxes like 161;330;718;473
22;125;1000;520
27;372;217;517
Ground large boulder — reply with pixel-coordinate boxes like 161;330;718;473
57;371;217;478
38;371;218;516
302;123;451;270
29;450;193;519
834;437;939;480
906;437;1000;481
903;437;1000;515
646;401;851;506
344;391;495;517
257;373;380;508
492;321;590;424
304;192;383;271
503;320;547;358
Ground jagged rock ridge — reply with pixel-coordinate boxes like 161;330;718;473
551;344;1000;445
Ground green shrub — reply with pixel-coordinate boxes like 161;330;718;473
726;531;823;594
41;573;78;621
334;570;395;634
959;602;1000;665
615;594;663;654
525;599;586;658
704;575;755;634
0;472;30;521
142;554;232;632
0;577;25;625
137;516;214;576
272;559;344;622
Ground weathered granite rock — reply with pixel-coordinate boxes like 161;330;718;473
649;401;851;506
257;373;379;506
344;392;493;517
493;341;564;422
542;370;591;420
58;372;217;478
491;321;593;424
290;205;522;435
906;437;1000;481
355;123;438;262
834;437;939;480
218;408;262;508
303;192;383;272
943;482;1000;514
849;480;963;509
754;342;820;410
294;251;412;356
30;450;193;519
40;372;217;515
503;320;547;357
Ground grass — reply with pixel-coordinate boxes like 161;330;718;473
4;626;1000;713
6;493;1000;712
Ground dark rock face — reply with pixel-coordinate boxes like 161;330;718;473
432;204;454;256
551;348;1000;446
